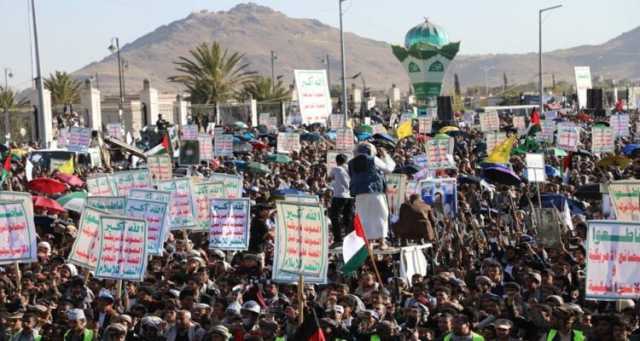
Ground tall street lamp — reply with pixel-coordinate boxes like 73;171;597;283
3;68;12;90
108;37;126;118
270;50;277;90
539;5;562;115
481;66;495;96
339;0;348;126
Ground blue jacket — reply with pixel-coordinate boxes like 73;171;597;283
348;155;386;196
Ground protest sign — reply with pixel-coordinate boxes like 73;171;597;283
87;175;116;196
181;124;199;141
479;112;500;132
326;151;353;171
608;180;640;221
192;182;226;231
556;123;579;152
610;114;630;137
209;198;251;250
67;127;93;152
128;189;171;204
586;220;640;300
259;113;273;128
156;178;196;230
335;128;354;152
417;117;433;134
110;170;152;196
294;69;332;125
106;123;123;140
544;111;558;120
125;198;169;255
214;134;234;157
284;195;320;204
0;191;33;218
419;178;458;215
147;154;173;181
426;137;454;170
86;196;126;215
400;246;428;285
198;134;214;161
95;216;148;282
386;174;407;217
209;173;243;199
179;141;200;165
512;116;526;133
463;112;475;127
537;119;556;143
525;153;546;183
67;207;110;270
0;201;37;264
329;114;345;129
485;132;507;154
277;133;301;153
57;128;69;147
274;202;328;280
592;126;615;154
534;207;563;247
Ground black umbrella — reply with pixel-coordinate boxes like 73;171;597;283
398;164;420;175
574;184;601;201
483;165;522;186
458;174;483;185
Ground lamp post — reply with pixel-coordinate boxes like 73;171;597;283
481;66;495;96
30;0;48;145
3;68;12;90
339;0;348;127
539;5;562;115
322;54;331;89
270;50;277;90
108;38;125;118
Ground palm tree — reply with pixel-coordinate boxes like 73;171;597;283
169;42;256;105
44;71;81;106
240;76;290;102
0;87;15;112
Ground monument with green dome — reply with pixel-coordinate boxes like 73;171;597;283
392;18;460;109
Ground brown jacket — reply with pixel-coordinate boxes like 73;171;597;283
392;196;437;241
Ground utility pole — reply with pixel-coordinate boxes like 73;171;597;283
3;68;12;90
270;50;277;90
539;5;562;115
31;0;48;145
324;54;331;89
339;0;348;127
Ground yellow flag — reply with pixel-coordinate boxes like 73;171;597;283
486;136;517;164
57;157;74;175
396;120;413;140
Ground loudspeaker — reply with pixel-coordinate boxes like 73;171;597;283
437;96;453;122
587;88;603;110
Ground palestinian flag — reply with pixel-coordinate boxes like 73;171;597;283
144;134;171;157
341;214;369;275
0;154;10;184
293;308;326;341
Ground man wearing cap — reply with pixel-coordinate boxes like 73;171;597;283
205;324;232;341
64;309;94;341
493;319;518;341
104;323;127;341
94;290;117;336
442;314;484;341
540;307;585;341
9;313;39;341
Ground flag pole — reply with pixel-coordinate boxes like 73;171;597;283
356;215;384;287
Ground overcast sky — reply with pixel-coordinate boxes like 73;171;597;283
2;0;639;90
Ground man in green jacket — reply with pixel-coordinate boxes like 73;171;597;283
540;307;585;341
64;309;94;341
443;314;485;341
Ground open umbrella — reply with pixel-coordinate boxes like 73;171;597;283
33;195;66;214
546;147;567;157
482;165;522;186
272;188;307;200
623;144;640;157
545;165;561;178
355;125;373;134
28;178;67;195
598;155;631;168
266;154;292;164
232;121;248;129
233;142;253;154
55;173;85;188
300;132;321;142
439;126;459;134
574;184;601;201
458;174;483;185
246;162;270;175
57;192;87;213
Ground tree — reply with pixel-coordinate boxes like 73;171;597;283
454;73;461;97
0;88;15;112
503;72;508;92
239;76;290;102
44;71;81;106
169;42;256;105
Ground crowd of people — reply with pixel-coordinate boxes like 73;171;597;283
0;105;639;341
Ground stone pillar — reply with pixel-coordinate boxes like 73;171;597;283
140;79;159;126
175;95;189;126
390;84;401;103
80;80;102;131
31;89;53;147
250;99;258;127
280;101;287;126
613;87;619;105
